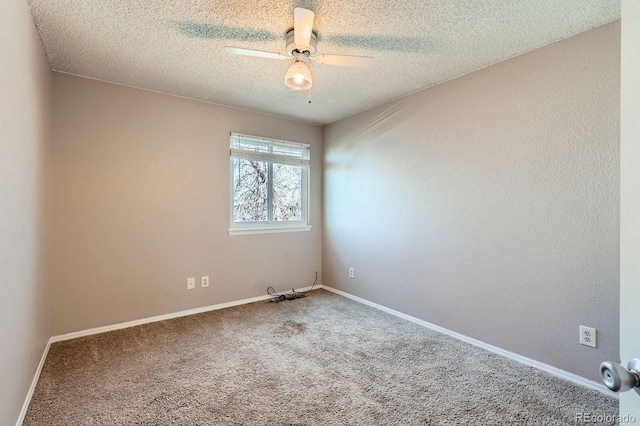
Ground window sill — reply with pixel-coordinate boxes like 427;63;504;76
228;225;312;236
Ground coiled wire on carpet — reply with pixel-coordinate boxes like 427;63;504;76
267;271;317;302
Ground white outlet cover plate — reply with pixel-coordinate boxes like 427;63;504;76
579;325;596;348
349;267;355;279
187;278;196;290
201;276;209;288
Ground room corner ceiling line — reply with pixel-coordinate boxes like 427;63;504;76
27;0;620;124
51;70;324;127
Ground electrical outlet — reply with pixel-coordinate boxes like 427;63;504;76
201;276;209;288
579;325;596;348
349;267;355;279
187;277;195;290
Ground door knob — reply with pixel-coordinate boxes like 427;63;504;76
599;358;640;392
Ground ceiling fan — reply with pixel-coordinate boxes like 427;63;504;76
225;7;374;92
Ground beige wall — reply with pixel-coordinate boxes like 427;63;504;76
52;73;322;335
323;22;620;382
0;0;52;423
3;12;618;422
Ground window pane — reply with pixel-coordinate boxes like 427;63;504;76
272;145;307;159
232;141;270;153
272;164;302;221
233;158;269;222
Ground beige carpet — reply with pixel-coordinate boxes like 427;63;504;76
24;289;617;425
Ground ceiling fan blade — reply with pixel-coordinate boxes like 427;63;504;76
313;54;374;68
224;47;290;60
293;7;315;49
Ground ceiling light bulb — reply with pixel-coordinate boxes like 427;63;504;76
284;61;312;91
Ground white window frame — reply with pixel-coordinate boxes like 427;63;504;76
228;132;311;236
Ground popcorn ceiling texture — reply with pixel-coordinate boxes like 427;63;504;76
26;0;619;125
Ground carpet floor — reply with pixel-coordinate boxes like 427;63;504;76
24;289;617;425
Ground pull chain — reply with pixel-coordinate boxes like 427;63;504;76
307;89;311;104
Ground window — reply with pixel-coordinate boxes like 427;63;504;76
229;133;311;235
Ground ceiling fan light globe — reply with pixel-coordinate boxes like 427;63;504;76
284;61;313;91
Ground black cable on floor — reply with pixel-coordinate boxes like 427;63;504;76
266;271;317;302
267;286;286;302
267;286;296;302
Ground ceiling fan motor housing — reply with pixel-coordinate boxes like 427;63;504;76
285;29;317;56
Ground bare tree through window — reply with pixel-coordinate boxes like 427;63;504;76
272;163;302;221
230;134;309;228
233;159;268;222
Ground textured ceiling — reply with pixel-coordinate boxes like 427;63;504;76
27;0;619;125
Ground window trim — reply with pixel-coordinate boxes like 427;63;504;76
228;133;311;236
227;225;312;236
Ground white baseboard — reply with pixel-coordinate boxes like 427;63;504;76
50;285;318;343
19;283;612;426
15;338;52;426
320;285;617;399
17;285;319;425
10;283;298;423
